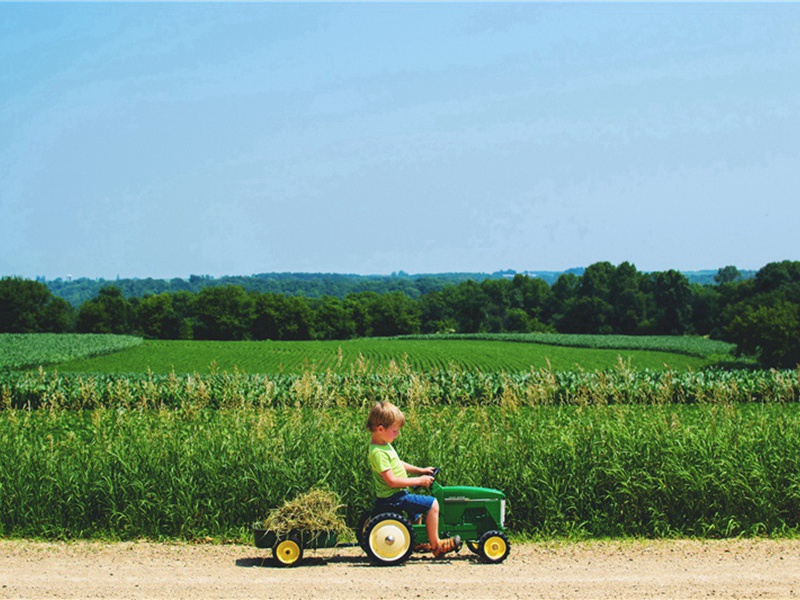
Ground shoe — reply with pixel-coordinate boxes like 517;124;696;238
414;543;432;552
432;535;462;558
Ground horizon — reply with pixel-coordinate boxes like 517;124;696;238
3;4;798;280
18;263;762;284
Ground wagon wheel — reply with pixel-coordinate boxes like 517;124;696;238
477;530;510;564
273;532;304;567
364;512;415;566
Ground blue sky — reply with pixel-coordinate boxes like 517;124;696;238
2;3;799;280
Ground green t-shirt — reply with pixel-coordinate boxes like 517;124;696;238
368;443;407;498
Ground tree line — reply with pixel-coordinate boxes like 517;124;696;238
2;261;799;368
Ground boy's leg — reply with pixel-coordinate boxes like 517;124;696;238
425;499;441;549
420;498;461;557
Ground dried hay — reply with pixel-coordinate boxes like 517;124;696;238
258;488;350;538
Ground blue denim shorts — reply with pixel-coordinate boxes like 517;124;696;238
374;490;435;522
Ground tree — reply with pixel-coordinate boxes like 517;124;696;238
721;261;800;368
549;272;579;329
76;287;134;334
447;281;488;333
136;293;182;339
0;277;73;333
726;299;800;368
715;266;741;285
192;285;254;340
647;270;692;335
370;292;421;337
753;260;800;295
609;262;645;334
510;274;553;325
311;296;355;340
252;293;313;340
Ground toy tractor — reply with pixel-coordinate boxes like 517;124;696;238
358;468;510;566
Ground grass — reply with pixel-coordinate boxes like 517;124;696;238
0;334;143;371
50;337;718;375
394;333;738;358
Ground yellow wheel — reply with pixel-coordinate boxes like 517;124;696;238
478;531;510;564
364;512;414;566
273;535;303;567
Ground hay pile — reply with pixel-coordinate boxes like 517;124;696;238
258;488;350;537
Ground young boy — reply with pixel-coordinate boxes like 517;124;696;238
366;401;461;558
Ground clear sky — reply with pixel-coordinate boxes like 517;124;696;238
2;3;799;280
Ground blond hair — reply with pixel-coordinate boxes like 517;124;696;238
366;401;405;431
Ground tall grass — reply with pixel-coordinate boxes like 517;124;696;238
3;404;800;540
2;364;797;410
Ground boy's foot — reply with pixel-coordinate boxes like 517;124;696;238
414;543;432;552
432;535;462;558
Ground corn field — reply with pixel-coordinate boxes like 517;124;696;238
2;334;799;542
3;403;800;541
2;364;798;410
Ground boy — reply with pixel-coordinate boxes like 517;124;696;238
366;401;461;558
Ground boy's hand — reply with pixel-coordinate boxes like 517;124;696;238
416;475;434;488
420;466;437;476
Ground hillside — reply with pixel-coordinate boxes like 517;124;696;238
42;268;754;306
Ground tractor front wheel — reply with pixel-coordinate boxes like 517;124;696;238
364;512;415;566
477;531;510;564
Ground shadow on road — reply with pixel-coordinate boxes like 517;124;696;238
236;552;479;569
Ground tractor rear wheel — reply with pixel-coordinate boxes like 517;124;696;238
364;512;415;566
356;509;373;553
477;530;510;564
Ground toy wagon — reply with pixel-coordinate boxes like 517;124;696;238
252;527;345;567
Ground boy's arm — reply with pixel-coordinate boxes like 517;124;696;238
402;462;436;477
381;469;434;489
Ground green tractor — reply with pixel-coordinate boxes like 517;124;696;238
359;468;510;566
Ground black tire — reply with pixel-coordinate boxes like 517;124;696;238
356;509;373;554
477;530;510;564
363;512;415;566
272;532;304;567
466;540;480;554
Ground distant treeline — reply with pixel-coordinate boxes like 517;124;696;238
40;268;744;307
2;261;798;368
44;271;518;307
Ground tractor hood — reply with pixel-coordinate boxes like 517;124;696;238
440;485;505;501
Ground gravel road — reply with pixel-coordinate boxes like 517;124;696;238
2;538;800;599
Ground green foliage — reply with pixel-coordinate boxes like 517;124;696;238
3;404;800;540
192;286;255;341
0;334;143;371
0;277;73;333
727;299;800;369
43;337;715;375
724;260;800;368
3;363;796;411
394;333;736;358
6;261;797;371
76;287;134;334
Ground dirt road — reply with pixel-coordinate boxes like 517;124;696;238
2;538;800;599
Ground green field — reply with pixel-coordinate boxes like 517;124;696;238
3;404;800;541
52;337;717;375
5;333;799;543
0;334;143;371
